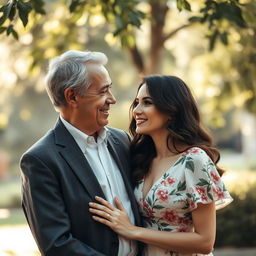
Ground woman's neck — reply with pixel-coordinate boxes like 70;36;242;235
150;130;187;158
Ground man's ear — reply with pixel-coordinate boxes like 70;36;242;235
64;88;78;107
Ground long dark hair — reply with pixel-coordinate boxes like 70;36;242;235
129;75;224;186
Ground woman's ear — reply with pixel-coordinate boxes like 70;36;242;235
64;88;78;107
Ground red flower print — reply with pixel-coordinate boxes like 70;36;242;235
178;216;190;225
210;171;219;184
190;200;196;209
178;227;187;232
160;180;167;186
196;186;205;195
182;147;201;157
143;201;154;218
213;186;224;199
164;209;178;223
201;194;208;201
217;191;224;198
157;189;169;201
166;177;175;185
190;148;201;154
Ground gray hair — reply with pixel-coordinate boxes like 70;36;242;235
45;50;108;107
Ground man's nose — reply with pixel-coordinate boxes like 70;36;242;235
107;90;116;104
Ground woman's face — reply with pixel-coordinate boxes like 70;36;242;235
133;83;169;136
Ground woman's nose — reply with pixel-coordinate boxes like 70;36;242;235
133;103;142;114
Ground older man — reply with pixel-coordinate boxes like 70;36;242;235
20;50;141;256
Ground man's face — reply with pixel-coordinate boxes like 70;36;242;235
75;65;116;135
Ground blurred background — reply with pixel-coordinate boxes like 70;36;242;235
0;0;256;255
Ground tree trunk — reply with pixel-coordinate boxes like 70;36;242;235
148;1;168;74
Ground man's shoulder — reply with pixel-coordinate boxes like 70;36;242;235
107;126;126;135
22;129;55;158
107;127;131;145
107;127;129;139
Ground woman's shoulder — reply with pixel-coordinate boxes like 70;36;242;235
182;147;213;170
184;147;209;160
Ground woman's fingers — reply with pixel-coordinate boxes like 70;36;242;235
95;196;115;211
89;207;112;220
88;202;112;216
114;197;125;211
92;215;112;227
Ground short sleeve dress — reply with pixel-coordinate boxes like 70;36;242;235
134;147;233;256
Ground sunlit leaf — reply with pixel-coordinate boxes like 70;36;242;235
31;0;45;15
0;26;6;33
209;29;219;51
17;0;32;27
0;1;15;25
176;0;191;11
220;32;228;45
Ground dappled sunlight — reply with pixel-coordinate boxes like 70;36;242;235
222;171;256;199
104;33;118;46
0;225;39;256
0;113;8;130
89;15;105;27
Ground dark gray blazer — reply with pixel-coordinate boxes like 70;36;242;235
20;119;142;256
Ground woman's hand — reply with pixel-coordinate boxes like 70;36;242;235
89;196;138;240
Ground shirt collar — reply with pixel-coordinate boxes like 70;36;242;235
60;116;109;151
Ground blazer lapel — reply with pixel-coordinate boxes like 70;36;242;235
54;119;105;200
107;132;141;226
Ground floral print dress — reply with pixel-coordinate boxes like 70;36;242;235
134;147;233;256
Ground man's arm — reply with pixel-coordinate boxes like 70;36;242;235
20;153;107;256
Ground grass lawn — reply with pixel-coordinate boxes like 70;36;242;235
0;208;26;226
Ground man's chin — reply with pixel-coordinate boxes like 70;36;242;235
99;119;109;127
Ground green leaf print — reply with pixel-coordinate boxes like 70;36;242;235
197;178;210;186
160;222;169;227
154;205;165;209
163;172;169;179
146;197;152;206
169;189;176;195
177;181;186;191
202;167;208;173
185;160;194;172
174;156;186;166
186;193;192;198
208;192;213;201
163;228;173;232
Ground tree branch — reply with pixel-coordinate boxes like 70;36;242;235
162;22;195;43
127;44;145;75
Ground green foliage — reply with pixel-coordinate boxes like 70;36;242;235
17;0;32;27
216;184;256;247
176;0;191;11
0;0;247;49
190;0;246;51
0;0;145;43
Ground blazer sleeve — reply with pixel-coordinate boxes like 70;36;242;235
20;153;107;256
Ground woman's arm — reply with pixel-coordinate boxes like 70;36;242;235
89;196;215;255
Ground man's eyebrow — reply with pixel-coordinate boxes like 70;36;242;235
100;83;112;90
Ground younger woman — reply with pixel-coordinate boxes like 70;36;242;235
89;75;233;256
